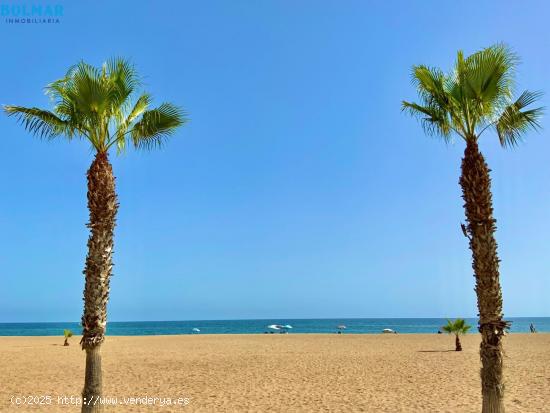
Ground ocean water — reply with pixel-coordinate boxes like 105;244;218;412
0;317;548;336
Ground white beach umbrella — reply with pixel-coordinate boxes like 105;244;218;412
192;328;200;333
267;324;281;330
337;325;347;330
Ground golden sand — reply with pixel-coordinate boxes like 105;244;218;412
0;334;548;412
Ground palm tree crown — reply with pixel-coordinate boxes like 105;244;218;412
442;318;472;336
402;44;543;146
4;58;186;153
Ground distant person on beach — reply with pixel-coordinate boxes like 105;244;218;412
530;323;537;333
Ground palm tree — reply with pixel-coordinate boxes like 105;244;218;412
4;59;186;413
63;329;74;346
442;319;471;351
402;44;543;413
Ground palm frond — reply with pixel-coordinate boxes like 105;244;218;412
45;61;107;133
113;93;152;152
3;105;70;139
123;93;151;127
406;65;467;139
462;44;516;122
402;101;452;141
411;65;450;109
495;90;544;147
129;103;186;150
105;57;140;115
442;319;453;333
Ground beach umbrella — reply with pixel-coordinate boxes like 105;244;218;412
337;325;347;330
267;324;281;330
280;324;292;333
192;328;200;333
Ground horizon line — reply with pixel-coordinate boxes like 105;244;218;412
1;315;549;324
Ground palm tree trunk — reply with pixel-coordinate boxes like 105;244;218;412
80;152;118;413
459;139;507;413
455;335;462;352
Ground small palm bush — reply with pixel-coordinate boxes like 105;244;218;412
63;329;73;346
442;319;471;351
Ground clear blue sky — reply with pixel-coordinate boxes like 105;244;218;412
1;0;549;322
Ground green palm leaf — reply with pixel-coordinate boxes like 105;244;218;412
130;103;187;150
496;91;544;147
401;101;452;140
4;106;71;139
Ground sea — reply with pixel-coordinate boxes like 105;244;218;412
0;317;548;336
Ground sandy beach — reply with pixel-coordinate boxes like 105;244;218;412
0;334;548;412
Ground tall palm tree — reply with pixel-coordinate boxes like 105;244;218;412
402;44;543;413
442;318;471;351
4;59;186;413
